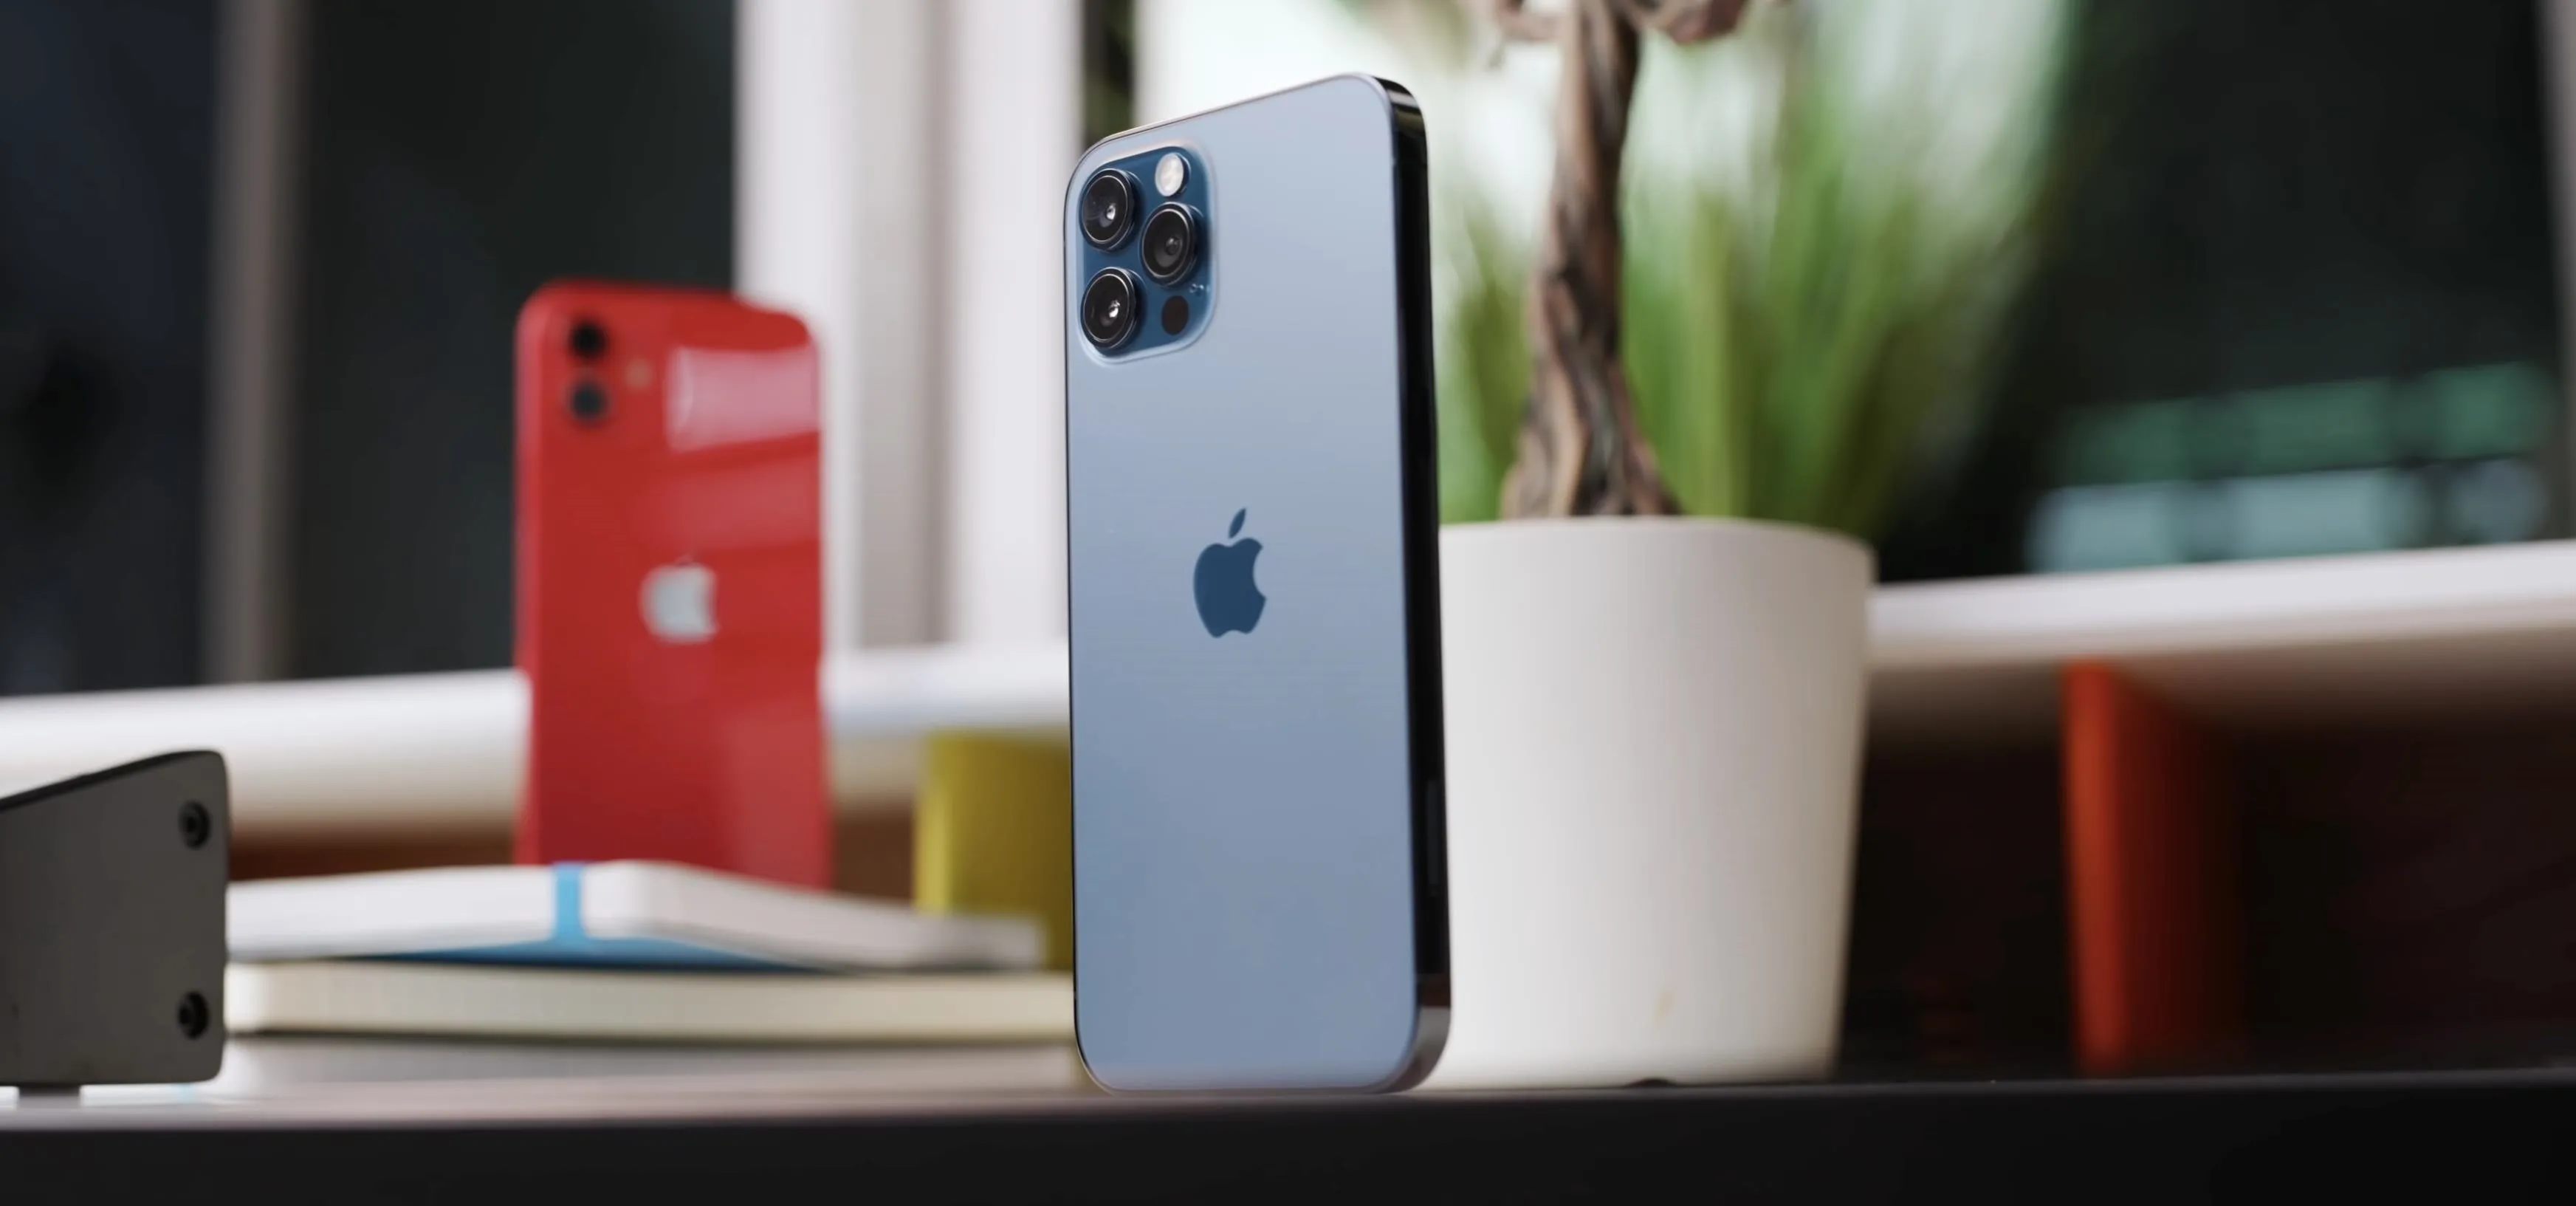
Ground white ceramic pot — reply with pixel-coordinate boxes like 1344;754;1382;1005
1423;517;1873;1089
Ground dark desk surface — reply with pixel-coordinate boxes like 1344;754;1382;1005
7;1066;2575;1203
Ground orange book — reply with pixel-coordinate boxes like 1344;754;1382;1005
2061;663;2243;1074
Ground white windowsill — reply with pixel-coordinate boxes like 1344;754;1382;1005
9;540;2576;837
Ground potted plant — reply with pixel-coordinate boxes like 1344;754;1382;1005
1426;0;2067;1086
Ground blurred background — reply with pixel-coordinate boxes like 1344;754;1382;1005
3;0;2563;696
6;0;2576;1082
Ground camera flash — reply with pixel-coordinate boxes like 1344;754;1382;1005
1155;152;1187;197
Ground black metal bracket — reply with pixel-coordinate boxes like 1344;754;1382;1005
0;751;228;1092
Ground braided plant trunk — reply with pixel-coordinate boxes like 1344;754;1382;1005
1486;0;1756;518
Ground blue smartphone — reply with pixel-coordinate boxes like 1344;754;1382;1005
1064;75;1446;1092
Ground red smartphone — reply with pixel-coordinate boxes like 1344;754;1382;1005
515;281;830;888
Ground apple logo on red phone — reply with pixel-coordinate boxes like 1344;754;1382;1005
1192;509;1265;637
642;558;718;644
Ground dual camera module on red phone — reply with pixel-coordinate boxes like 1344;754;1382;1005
566;318;613;423
1079;150;1208;353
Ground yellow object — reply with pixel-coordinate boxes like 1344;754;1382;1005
915;732;1074;970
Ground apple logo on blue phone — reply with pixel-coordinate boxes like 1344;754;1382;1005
1193;508;1265;637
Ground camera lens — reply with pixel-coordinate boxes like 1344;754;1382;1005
569;320;608;361
1140;204;1198;284
1081;268;1141;349
569;379;609;422
1081;169;1138;248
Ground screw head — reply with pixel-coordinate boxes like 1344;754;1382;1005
179;801;211;849
177;991;210;1039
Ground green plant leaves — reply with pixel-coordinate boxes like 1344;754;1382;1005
1434;208;1533;524
1435;0;2071;539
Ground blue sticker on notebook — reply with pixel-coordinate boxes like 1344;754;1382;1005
370;863;816;973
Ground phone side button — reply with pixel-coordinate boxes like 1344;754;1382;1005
1423;778;1446;895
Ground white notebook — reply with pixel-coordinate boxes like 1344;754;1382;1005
199;1035;1090;1101
226;960;1074;1044
230;861;1044;972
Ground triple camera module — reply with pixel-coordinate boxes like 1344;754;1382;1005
1079;151;1207;352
